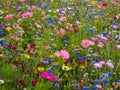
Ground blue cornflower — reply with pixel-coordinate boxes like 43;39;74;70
63;40;68;44
99;11;104;16
102;32;107;37
103;78;109;84
48;18;53;23
93;80;99;84
91;61;96;65
47;69;53;73
82;12;87;17
118;80;120;83
99;75;105;80
52;64;58;68
95;58;100;62
54;83;60;88
106;72;112;76
50;58;55;62
2;51;9;55
82;86;89;90
92;86;98;90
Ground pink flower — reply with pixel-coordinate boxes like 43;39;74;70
60;50;69;59
89;40;95;46
39;71;58;82
93;63;103;69
60;16;66;22
54;51;61;57
22;12;33;18
106;62;114;68
97;41;104;48
91;37;98;41
10;35;19;41
99;61;105;65
81;40;90;48
96;85;103;90
19;0;25;2
41;10;46;16
6;14;14;20
54;50;70;59
116;45;120;50
57;29;66;36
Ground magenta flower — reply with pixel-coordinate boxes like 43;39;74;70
31;80;37;86
39;72;58;82
6;14;14;20
19;0;25;2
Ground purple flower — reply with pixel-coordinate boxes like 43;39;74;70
93;63;103;69
106;62;114;68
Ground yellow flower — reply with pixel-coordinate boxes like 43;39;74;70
37;67;45;72
80;65;85;69
24;54;30;59
15;56;20;62
52;43;57;47
49;54;55;58
52;62;59;65
0;80;4;84
6;27;12;31
0;54;3;57
62;65;71;71
91;1;97;5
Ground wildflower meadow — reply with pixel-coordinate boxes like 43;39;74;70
0;0;120;90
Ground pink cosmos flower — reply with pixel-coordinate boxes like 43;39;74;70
89;40;95;46
22;12;33;18
60;16;66;22
97;41;104;48
19;0;25;2
60;50;69;59
81;40;90;48
41;10;46;16
81;40;95;48
91;37;98;41
54;50;70;59
57;29;66;36
6;14;14;20
10;35;19;41
116;45;120;50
